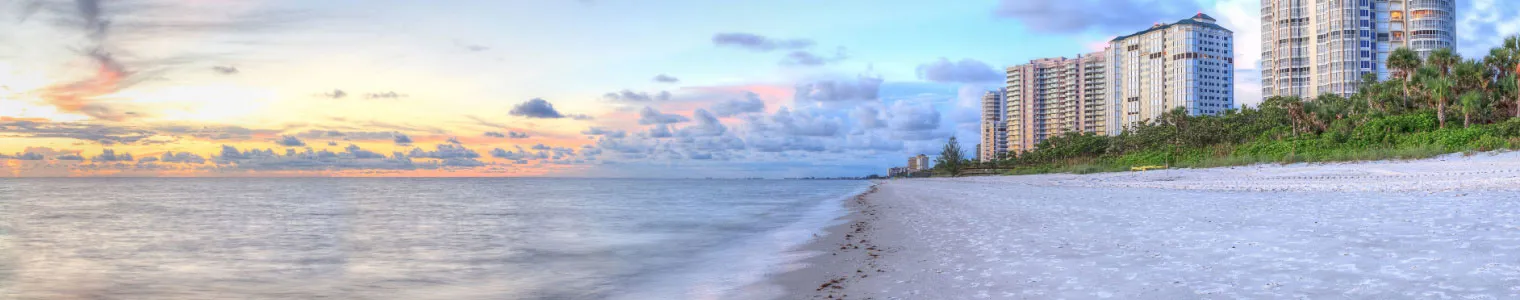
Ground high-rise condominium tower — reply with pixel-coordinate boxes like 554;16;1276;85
979;89;1007;162
1105;13;1235;135
1261;0;1456;98
1004;52;1108;154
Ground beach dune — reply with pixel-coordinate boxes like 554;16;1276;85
787;152;1520;299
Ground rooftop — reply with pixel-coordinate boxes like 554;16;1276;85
1110;13;1230;42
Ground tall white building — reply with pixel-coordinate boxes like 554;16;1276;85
979;89;1006;162
1105;13;1235;135
1262;0;1456;98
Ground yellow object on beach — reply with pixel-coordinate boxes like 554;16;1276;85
1131;165;1168;171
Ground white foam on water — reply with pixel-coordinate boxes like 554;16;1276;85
611;182;871;300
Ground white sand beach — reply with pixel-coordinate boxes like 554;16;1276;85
784;152;1520;299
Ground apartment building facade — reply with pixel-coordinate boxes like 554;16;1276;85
1105;13;1236;135
978;89;1007;162
1004;52;1108;154
1261;0;1456;98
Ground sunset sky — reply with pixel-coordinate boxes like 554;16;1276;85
2;0;1516;177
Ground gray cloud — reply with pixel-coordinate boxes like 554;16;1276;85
710;92;766;117
510;98;590;120
638;107;691;125
276;135;306;147
408;144;481;159
647;124;675;138
603;90;672;102
888;101;942;132
365;92;406;99
780;48;847;66
678;109;727;137
212;66;239;74
484;131;506;138
1;119;158;145
91;149;134;162
653;74;680;83
393;134;413;145
712;32;814;52
993;0;1204;34
917;58;1003;83
322;89;348;99
582;127;628;138
794;76;883;103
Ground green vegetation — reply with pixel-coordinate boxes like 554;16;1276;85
935;136;968;177
981;39;1520;176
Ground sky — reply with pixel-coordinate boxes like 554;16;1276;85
1;0;1516;178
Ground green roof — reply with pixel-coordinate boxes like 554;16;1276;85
1110;13;1231;42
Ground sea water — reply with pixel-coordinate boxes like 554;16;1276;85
0;178;869;299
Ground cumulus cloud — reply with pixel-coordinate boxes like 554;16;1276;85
582;127;628;138
408;144;482;159
712;32;814;52
1456;0;1520;58
993;0;1204;34
653;74;680;83
604;90;672;102
638;107;691;125
647;124;675;138
1;119;159;145
484;131;507;138
709;92;766;117
917;58;1003;83
677;109;727;137
510;98;591;120
887;101;946;140
394;134;413;145
91;149;134;162
794;76;884;103
276;135;306;147
156;151;207;164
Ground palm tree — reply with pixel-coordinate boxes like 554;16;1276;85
1388;48;1423;109
1505;36;1520;117
1424;75;1454;129
1461;91;1483;128
1428;48;1460;76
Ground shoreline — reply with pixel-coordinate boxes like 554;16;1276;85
774;183;882;300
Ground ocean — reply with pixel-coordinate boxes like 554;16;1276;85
0;178;871;299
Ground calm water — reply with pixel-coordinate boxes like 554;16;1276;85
0;178;869;299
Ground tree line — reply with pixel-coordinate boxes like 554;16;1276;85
939;37;1520;176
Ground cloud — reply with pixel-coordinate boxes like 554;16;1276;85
484;131;530;139
211;144;459;171
408;144;481;159
276;135;306;147
364;92;406;99
484;131;507;138
780;49;847;66
677;109;727;137
0;119;159;145
1456;0;1520;58
638;106;691;125
712;32;814;52
155;151;207;164
710;92;766;117
509;98;590;120
603;90;672;102
212;66;239;74
446;137;462;144
322;89;348;99
916;58;1003;83
747;107;842;137
91;149;134;162
394;134;413;145
653;74;680;83
582;127;628;138
993;0;1204;34
646;124;675;138
794;76;884;103
510;98;567;118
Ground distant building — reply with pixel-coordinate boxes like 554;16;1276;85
1105;13;1234;135
1261;0;1456;98
979;89;1006;162
888;167;906;177
907;154;930;172
1005;52;1108;154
